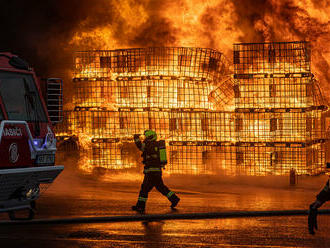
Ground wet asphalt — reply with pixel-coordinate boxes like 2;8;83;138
0;161;329;248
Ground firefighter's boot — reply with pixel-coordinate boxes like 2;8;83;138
131;205;145;213
167;192;180;209
131;197;146;213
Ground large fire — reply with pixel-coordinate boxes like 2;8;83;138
56;42;328;176
1;1;329;176
40;0;330;176
66;0;330;104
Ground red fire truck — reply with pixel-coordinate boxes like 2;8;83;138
0;53;64;220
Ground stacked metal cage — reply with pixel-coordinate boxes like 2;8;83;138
233;41;327;175
56;43;328;175
58;47;236;174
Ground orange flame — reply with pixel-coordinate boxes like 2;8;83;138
67;0;330;103
57;0;330;176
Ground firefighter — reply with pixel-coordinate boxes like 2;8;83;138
131;130;180;213
308;163;330;234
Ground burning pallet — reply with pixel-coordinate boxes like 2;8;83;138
56;42;328;176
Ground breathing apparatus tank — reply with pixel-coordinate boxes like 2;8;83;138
143;130;167;166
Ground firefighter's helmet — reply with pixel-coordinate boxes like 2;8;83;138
144;130;157;141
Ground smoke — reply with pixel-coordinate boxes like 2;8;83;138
0;0;329;101
129;16;177;47
241;0;330;102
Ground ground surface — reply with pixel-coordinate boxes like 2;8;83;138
0;160;329;248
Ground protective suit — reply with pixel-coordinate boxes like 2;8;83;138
132;130;180;213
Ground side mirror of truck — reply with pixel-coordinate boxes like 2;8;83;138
46;78;63;124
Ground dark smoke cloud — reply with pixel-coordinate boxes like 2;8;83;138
230;0;328;42
200;2;237;48
0;0;110;76
130;16;177;47
231;0;272;42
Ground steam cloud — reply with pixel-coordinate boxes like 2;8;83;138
0;0;329;102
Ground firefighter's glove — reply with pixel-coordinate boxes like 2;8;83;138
308;203;318;235
134;134;140;140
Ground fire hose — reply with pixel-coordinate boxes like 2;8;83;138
0;209;330;226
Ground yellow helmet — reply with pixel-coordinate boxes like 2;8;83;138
144;130;157;141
